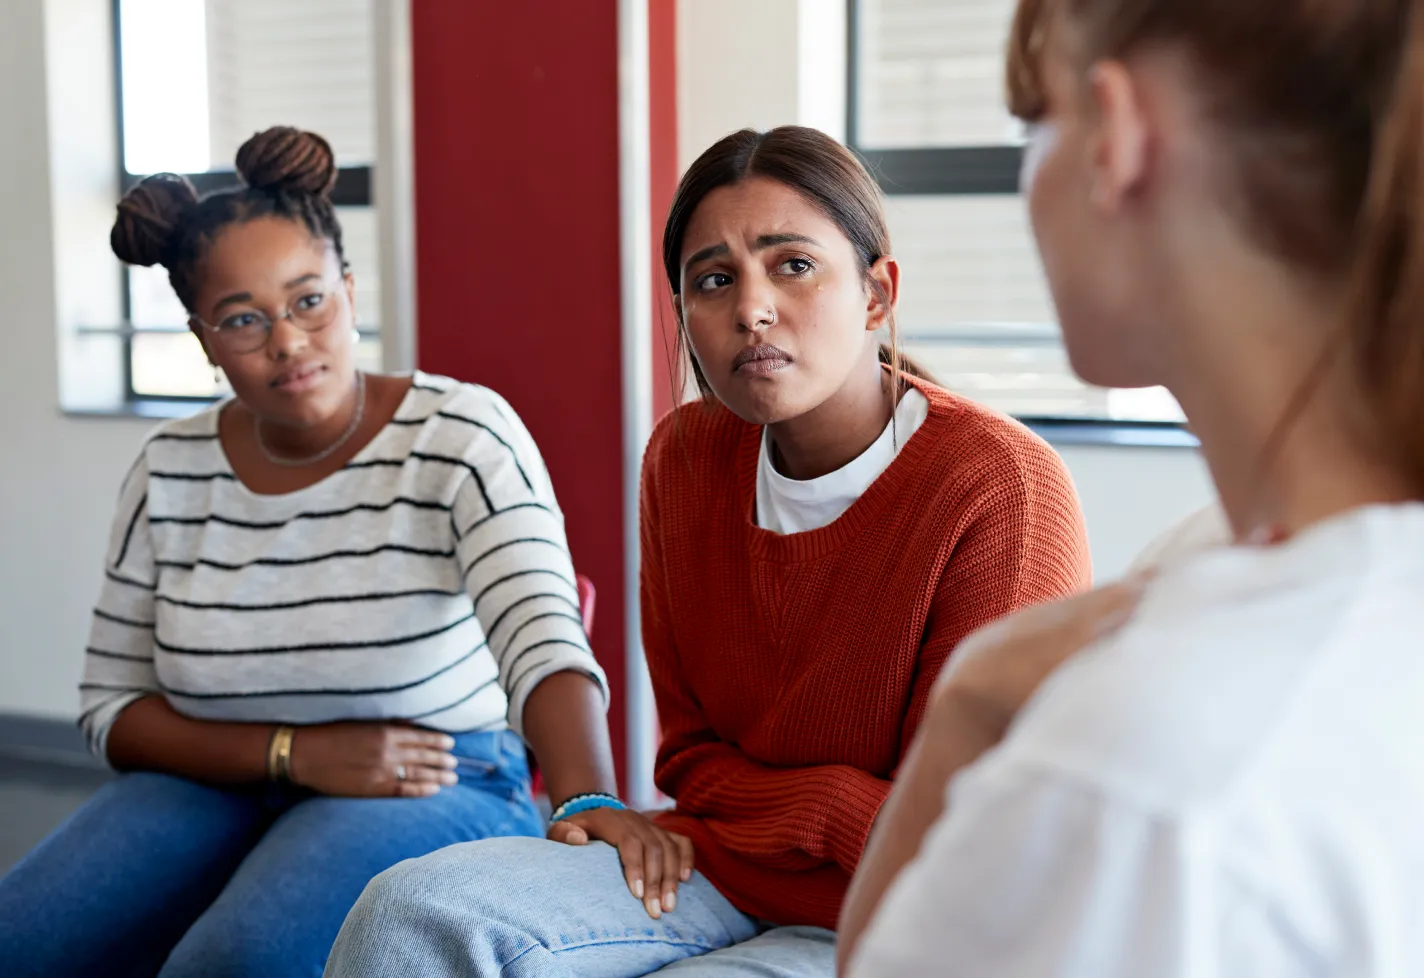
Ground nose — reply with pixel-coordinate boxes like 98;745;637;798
264;312;310;359
733;275;777;333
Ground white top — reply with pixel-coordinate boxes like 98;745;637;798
80;372;607;758
852;503;1424;978
755;387;929;534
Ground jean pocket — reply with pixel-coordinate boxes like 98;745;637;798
448;731;531;801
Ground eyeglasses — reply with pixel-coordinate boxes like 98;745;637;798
192;278;347;354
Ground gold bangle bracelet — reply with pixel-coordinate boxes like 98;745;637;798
267;725;295;782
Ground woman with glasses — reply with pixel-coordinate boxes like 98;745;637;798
0;127;675;978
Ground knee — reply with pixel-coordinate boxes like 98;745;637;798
350;837;550;922
326;840;539;976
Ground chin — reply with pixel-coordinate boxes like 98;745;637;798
707;380;793;427
1058;314;1158;391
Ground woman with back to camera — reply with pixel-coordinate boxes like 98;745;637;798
841;0;1424;974
0;126;680;978
323;125;1092;977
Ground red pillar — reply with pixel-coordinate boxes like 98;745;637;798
410;0;677;789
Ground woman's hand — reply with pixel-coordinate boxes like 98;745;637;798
287;722;458;798
547;807;695;920
929;578;1146;746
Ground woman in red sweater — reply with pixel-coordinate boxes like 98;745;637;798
325;126;1090;977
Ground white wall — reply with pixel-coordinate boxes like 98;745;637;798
1056;446;1214;579
675;0;1218;581
678;0;846;164
0;0;153;722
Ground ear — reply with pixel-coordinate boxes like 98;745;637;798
1085;60;1150;212
344;271;357;314
672;291;688;333
865;256;901;333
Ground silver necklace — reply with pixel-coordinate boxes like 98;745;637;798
254;371;367;468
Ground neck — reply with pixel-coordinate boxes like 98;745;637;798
1163;248;1414;540
766;349;895;481
259;371;363;458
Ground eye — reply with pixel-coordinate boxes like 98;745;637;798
694;271;733;293
294;291;327;312
777;257;814;277
218;312;262;331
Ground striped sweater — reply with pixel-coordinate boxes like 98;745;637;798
80;372;607;758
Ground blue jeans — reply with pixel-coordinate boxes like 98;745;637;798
324;837;836;977
0;730;540;978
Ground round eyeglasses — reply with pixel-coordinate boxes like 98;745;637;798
192;278;346;355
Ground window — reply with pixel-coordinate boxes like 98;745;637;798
849;0;1183;425
112;0;382;402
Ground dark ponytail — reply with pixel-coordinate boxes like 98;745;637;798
109;126;347;312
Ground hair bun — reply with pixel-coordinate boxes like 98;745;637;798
110;173;199;267
236;126;339;198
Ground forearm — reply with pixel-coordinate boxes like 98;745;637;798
521;670;619;806
105;695;277;784
838;704;998;970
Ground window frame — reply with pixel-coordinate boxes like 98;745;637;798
845;0;1189;442
109;0;376;406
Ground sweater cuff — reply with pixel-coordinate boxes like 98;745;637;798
821;769;893;873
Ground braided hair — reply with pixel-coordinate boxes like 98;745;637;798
110;126;348;312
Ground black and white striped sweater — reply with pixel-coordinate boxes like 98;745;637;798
80;372;607;758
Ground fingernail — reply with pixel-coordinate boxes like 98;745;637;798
664;891;677;913
444;755;458;768
681;869;692;882
646;898;662;918
441;736;456;749
440;772;458;785
633;880;644;900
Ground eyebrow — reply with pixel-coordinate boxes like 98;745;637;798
213;292;254;313
212;273;325;313
682;233;823;273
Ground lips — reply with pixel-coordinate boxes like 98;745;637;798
271;362;327;392
732;344;793;375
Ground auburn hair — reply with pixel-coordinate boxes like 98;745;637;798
1007;0;1424;489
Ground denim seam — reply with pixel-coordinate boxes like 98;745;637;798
500;933;722;974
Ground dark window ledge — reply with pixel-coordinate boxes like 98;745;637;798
1024;419;1198;449
63;398;212;421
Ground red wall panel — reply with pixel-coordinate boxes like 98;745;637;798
411;0;678;787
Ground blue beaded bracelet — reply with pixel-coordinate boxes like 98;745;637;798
550;792;627;823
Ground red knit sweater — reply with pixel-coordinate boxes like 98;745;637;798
645;375;1092;930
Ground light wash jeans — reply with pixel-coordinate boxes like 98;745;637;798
324;838;836;977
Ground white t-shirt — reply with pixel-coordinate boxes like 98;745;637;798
756;388;929;534
852;503;1424;977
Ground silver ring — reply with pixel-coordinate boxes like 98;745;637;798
395;764;407;782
